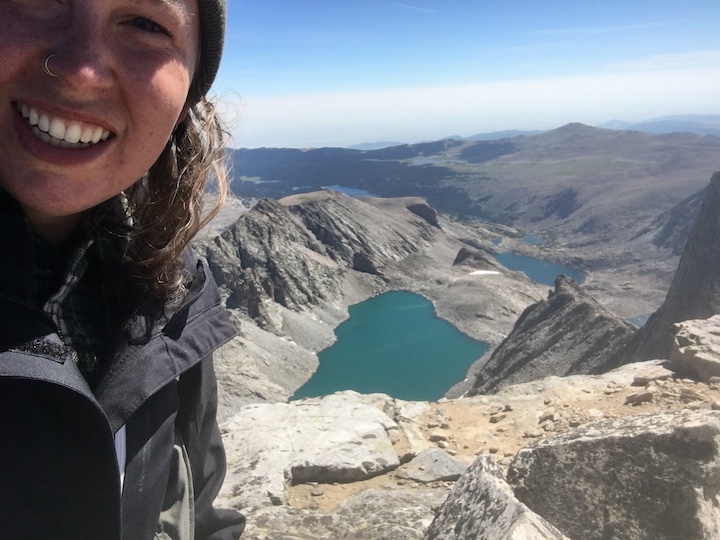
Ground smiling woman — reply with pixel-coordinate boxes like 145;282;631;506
1;0;199;246
0;1;245;539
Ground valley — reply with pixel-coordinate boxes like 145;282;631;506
228;123;720;320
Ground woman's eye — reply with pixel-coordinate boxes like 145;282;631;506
132;17;171;36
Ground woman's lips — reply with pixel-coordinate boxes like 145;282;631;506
15;101;112;149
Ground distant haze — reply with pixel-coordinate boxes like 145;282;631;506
216;2;720;149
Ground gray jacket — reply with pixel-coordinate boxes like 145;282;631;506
0;202;244;540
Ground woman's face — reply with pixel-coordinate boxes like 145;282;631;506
0;0;200;239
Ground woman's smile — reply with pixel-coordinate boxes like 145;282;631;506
9;97;118;174
15;101;112;148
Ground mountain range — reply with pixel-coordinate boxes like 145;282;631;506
229;123;718;238
599;114;720;137
344;115;720;149
229;122;720;318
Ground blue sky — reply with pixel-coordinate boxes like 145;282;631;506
212;1;720;148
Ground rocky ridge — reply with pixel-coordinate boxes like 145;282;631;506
454;275;636;397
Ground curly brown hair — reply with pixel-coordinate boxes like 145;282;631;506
120;93;229;300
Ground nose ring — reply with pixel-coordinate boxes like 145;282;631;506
42;54;58;77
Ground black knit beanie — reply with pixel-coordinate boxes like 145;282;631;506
195;0;226;99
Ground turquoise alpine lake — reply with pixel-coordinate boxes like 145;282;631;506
494;252;585;286
291;291;489;401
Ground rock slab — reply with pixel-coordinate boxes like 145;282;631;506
397;448;468;484
245;487;448;540
671;315;720;382
507;409;720;540
423;456;569;540
220;392;401;509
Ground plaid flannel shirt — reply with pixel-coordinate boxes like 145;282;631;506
26;200;127;388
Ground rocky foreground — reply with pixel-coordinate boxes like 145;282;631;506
216;317;720;539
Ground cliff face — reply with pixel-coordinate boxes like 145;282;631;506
627;172;720;362
204;192;440;333
465;276;636;396
206;197;344;316
648;186;707;256
282;191;438;274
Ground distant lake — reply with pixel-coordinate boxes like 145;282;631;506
291;291;489;401
492;234;545;247
322;185;373;197
494;252;585;286
523;234;545;245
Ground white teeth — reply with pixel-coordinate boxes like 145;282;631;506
33;126;92;149
38;114;50;132
80;127;94;143
33;127;51;145
64;124;82;144
48;118;66;140
18;102;111;148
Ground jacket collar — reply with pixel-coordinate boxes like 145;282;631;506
94;258;236;432
0;190;236;432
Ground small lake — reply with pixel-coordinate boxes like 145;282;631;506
523;234;545;246
291;291;489;401
322;185;374;197
494;252;585;286
492;234;545;247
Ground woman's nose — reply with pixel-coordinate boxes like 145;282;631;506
47;13;113;94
